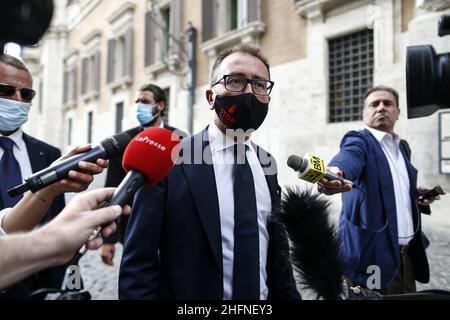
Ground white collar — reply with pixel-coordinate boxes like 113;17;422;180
366;126;401;145
0;128;24;151
143;119;164;129
208;122;252;153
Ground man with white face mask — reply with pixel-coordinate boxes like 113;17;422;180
99;83;187;266
0;54;107;299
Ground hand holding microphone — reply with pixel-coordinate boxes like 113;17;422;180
7;131;131;197
69;127;181;264
287;154;353;195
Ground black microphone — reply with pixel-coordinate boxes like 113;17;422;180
287;154;354;186
7;132;131;197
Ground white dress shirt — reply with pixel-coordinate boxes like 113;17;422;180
0;128;33;236
208;123;272;300
366;126;414;245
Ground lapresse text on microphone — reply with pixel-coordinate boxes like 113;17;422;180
287;154;354;186
108;127;181;207
7;132;131;197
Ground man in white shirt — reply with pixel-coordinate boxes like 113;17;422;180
0;53;106;298
318;86;441;294
119;44;300;300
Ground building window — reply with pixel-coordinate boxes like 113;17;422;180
328;29;374;123
81;51;100;98
63;63;78;106
115;102;124;133
202;0;261;42
107;2;135;86
201;0;265;62
68;118;73;145
160;5;171;57
144;0;182;68
87;111;93;143
107;29;133;85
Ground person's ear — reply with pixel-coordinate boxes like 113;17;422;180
157;102;166;113
206;89;214;109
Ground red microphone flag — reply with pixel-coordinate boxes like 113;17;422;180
122;128;180;186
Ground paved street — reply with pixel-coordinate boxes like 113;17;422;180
417;226;450;291
79;226;450;300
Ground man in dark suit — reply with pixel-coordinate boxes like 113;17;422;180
318;86;440;294
0;54;105;298
100;83;186;266
119;45;300;300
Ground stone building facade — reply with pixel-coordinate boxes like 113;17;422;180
23;0;450;227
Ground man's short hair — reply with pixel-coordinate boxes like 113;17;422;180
210;44;271;86
0;54;31;76
363;85;399;108
138;83;166;117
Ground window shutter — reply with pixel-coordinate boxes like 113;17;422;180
73;67;78;101
81;57;88;95
94;51;100;92
145;11;156;66
202;0;215;42
247;0;261;23
107;39;116;83
124;28;134;78
63;71;68;103
170;0;182;58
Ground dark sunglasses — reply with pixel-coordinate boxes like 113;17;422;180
0;83;36;102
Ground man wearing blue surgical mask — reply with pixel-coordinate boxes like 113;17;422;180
0;54;107;299
100;83;187;266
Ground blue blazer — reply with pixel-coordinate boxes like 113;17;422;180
119;128;300;300
1;133;65;298
329;129;429;287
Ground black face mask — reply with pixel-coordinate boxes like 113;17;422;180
213;93;269;131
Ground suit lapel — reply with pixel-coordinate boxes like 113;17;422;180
180;128;223;275
22;133;47;173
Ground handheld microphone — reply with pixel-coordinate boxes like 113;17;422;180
71;127;181;261
287;154;354;186
8;132;131;197
107;127;181;206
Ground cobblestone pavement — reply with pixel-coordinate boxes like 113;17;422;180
417;226;450;291
79;227;450;300
79;244;123;300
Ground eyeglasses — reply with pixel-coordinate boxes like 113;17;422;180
0;83;36;102
212;74;274;96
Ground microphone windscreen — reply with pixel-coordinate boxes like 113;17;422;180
122;128;180;186
287;155;306;172
100;132;132;158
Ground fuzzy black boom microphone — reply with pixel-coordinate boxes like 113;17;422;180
275;186;345;300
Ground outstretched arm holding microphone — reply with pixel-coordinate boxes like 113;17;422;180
313;86;442;294
0;144;108;235
286;153;353;195
0;188;131;290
